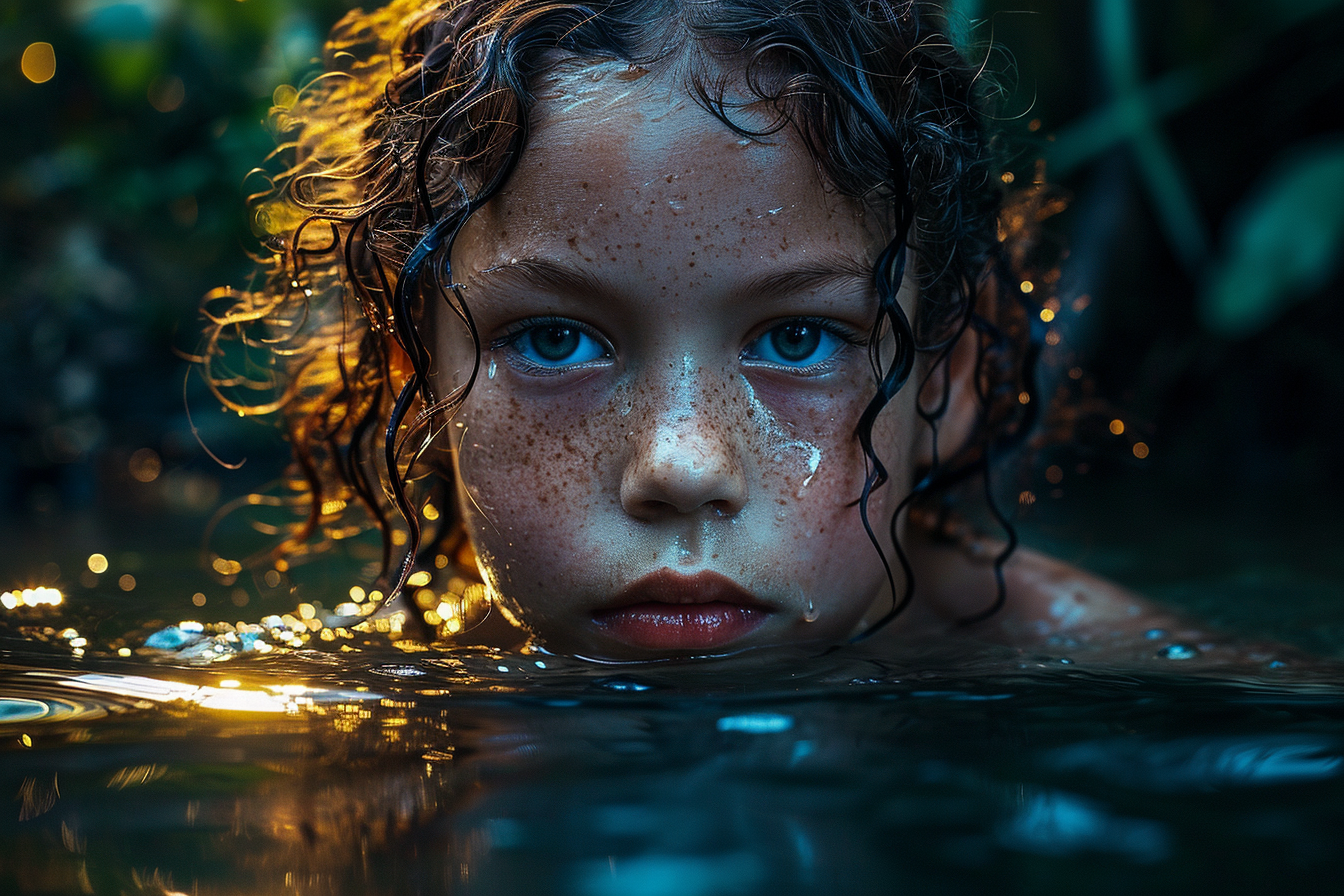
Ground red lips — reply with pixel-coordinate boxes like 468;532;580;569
591;570;771;651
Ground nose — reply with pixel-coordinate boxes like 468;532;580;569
619;361;748;519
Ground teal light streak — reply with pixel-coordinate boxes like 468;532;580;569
946;0;982;55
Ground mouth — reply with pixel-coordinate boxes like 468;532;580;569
591;570;773;652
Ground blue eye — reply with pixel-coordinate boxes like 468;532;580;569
744;321;847;369
502;321;610;370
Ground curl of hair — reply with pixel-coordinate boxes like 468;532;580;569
199;0;1041;630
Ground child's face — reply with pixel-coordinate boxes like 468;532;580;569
435;62;924;659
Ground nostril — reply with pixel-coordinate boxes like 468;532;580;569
620;426;748;518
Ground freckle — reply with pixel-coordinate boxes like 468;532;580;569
581;181;589;189
567;237;577;248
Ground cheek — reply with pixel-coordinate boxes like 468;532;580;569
451;382;613;575
753;375;917;570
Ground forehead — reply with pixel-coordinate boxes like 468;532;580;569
452;60;884;277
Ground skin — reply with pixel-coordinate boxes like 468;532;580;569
429;60;1262;666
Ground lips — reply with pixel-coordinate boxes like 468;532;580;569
591;570;772;651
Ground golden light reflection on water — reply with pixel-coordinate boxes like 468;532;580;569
58;672;377;715
1;586;63;609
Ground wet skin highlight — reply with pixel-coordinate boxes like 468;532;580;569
432;62;931;660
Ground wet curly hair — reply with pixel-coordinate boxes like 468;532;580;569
199;0;1047;633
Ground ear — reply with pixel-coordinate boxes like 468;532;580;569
915;314;981;470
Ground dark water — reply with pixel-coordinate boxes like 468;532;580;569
2;627;1343;895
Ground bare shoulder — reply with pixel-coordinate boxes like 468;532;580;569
975;544;1182;639
911;531;1174;637
905;528;1302;668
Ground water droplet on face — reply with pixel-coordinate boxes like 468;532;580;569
767;206;783;215
487;359;497;379
794;446;821;498
803;598;819;623
1156;643;1200;660
620;400;632;417
736;137;751;146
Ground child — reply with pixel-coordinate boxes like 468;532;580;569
202;0;1234;663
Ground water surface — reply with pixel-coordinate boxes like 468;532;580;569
3;626;1342;895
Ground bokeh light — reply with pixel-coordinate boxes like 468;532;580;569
21;42;56;84
148;75;186;113
129;448;163;483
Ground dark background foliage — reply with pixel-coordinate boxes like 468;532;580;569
1;0;1341;637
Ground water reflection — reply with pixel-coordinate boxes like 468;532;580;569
1;653;1343;894
1046;734;1344;790
998;790;1170;863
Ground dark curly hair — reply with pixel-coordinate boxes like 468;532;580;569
199;0;1045;636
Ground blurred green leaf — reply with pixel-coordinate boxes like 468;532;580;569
1201;140;1344;337
92;41;161;96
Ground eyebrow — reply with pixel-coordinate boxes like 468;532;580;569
471;255;875;304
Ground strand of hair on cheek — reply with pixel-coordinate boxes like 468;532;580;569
376;103;528;608
849;235;918;642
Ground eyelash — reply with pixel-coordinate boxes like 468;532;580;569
740;317;863;374
487;315;863;377
490;317;614;375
